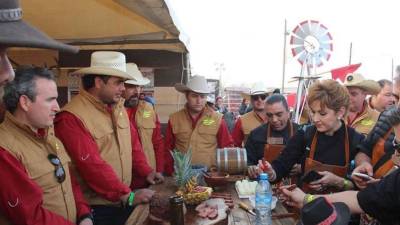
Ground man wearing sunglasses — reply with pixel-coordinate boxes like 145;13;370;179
232;85;270;147
164;75;233;174
0;66;92;225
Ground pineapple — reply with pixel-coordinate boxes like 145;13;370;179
171;148;212;205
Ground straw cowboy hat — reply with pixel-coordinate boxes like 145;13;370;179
241;83;274;99
298;197;351;225
0;0;78;53
175;75;211;94
343;73;380;95
125;63;150;86
72;51;132;80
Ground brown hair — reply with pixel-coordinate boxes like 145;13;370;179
307;79;350;112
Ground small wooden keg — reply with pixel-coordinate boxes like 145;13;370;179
216;148;247;174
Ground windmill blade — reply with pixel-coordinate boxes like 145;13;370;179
292;23;308;39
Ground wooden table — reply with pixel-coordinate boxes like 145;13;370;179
126;177;297;225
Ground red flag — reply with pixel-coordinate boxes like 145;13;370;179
286;93;297;109
331;63;361;82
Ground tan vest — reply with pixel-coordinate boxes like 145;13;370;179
0;112;77;224
346;102;380;136
240;111;265;145
62;90;132;206
170;107;222;168
135;100;157;169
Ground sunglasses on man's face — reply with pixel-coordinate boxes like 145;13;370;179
251;94;267;101
48;154;66;183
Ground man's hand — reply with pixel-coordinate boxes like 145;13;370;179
247;165;261;179
79;218;93;225
146;171;164;185
257;160;276;181
351;162;373;189
279;186;306;209
392;151;400;166
133;189;155;206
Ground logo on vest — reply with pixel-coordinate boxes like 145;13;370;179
360;119;374;126
143;110;151;118
202;117;215;126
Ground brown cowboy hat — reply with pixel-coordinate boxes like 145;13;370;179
0;0;78;53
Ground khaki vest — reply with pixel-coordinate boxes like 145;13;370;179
134;100;157;169
240;111;265;145
62;90;132;206
0;112;77;224
346;102;380;136
170;107;222;168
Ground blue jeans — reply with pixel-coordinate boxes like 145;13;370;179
92;205;134;225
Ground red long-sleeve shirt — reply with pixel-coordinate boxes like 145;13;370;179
164;113;233;175
0;148;90;225
231;118;245;147
54;111;153;202
126;107;164;172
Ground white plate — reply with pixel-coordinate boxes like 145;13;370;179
235;184;255;199
249;195;277;210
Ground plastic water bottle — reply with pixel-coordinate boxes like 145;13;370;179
255;173;272;225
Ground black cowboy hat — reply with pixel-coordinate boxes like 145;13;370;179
0;0;78;53
297;197;351;225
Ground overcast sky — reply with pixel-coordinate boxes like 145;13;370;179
166;0;400;91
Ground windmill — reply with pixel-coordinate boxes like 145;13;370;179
290;20;333;123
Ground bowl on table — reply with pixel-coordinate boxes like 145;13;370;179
203;171;230;188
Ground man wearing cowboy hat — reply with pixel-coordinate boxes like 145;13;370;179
0;66;92;225
164;75;233;174
0;0;78;120
344;73;380;136
54;51;160;225
231;84;271;147
123;63;165;189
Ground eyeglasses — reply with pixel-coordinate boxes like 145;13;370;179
48;154;66;183
251;94;267;101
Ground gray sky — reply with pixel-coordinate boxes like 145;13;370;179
166;0;400;90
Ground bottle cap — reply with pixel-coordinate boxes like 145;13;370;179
259;173;269;180
169;195;184;204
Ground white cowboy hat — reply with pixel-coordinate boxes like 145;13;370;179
343;73;380;95
175;75;211;94
72;51;132;80
125;63;150;86
241;83;272;99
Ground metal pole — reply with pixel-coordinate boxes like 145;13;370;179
281;19;288;93
349;42;352;65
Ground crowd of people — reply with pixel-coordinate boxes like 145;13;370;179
2;1;400;225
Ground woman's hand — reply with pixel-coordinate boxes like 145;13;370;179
309;171;342;191
247;165;262;179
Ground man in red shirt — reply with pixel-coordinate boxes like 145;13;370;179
123;63;164;188
232;84;269;147
55;52;161;225
0;66;92;225
164;75;233;174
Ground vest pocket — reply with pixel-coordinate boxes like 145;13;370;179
26;161;61;188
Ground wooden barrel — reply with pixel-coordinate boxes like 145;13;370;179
216;148;247;174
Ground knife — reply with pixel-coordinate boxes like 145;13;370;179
238;202;256;216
